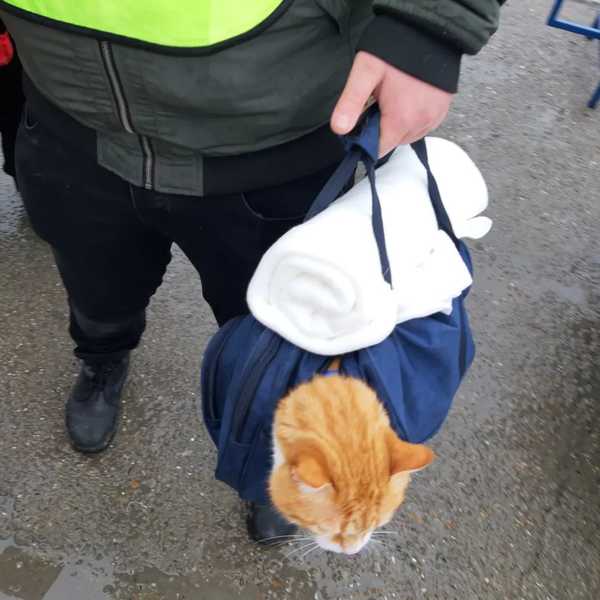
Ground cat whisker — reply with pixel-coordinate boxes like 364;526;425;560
373;530;400;535
377;542;395;552
269;540;312;551
285;541;318;560
369;537;394;552
281;541;315;551
283;537;315;545
374;536;395;545
269;538;312;549
300;543;320;560
257;534;311;543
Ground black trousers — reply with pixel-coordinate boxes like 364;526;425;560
16;106;340;362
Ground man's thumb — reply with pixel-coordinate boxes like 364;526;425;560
331;53;383;135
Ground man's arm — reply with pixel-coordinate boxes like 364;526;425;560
331;0;506;154
361;0;506;92
374;0;506;53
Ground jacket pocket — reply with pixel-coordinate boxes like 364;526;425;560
241;192;307;223
23;105;39;131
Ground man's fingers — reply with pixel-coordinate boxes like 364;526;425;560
379;111;410;156
398;124;434;147
379;121;436;156
379;105;447;154
331;53;384;135
333;51;453;152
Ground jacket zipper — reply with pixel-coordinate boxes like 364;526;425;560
232;331;282;443
140;135;154;191
99;41;154;190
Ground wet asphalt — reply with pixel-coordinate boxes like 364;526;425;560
1;1;600;599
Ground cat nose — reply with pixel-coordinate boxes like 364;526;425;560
343;532;372;555
344;542;365;555
343;538;367;555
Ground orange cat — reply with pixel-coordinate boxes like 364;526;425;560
269;374;434;555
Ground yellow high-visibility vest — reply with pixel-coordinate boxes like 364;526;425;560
0;0;291;50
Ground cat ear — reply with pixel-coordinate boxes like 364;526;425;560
291;455;331;493
388;433;435;475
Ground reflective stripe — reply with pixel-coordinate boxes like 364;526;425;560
99;40;154;189
140;136;154;190
98;42;134;134
0;0;287;48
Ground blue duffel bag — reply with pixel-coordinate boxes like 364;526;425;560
199;108;475;505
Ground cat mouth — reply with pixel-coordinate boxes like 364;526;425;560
315;533;371;555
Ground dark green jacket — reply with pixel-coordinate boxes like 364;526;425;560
1;1;504;196
363;0;505;91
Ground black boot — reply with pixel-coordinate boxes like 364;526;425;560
246;503;298;544
66;355;129;453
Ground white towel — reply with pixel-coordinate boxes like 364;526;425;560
247;137;491;355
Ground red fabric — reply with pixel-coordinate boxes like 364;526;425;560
0;32;14;67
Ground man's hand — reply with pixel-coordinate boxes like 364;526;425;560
331;51;454;156
0;31;14;67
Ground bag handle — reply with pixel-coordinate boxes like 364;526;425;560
304;105;459;288
410;138;458;244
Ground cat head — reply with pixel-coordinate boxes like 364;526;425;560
269;375;434;555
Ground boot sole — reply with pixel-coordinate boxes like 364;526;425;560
69;426;118;454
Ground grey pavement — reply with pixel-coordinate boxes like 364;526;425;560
1;1;599;599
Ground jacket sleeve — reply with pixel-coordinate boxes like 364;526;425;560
357;0;506;93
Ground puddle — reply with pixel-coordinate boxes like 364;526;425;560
42;558;113;600
508;316;600;599
0;537;115;600
0;536;321;600
0;538;61;600
113;566;262;600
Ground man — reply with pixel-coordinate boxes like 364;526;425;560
0;0;504;540
0;18;23;184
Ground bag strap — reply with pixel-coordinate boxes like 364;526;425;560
304;106;392;284
303;104;380;220
304;105;458;288
410;138;459;245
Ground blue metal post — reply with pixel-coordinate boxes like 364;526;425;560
548;0;600;38
547;0;600;109
589;82;600;108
